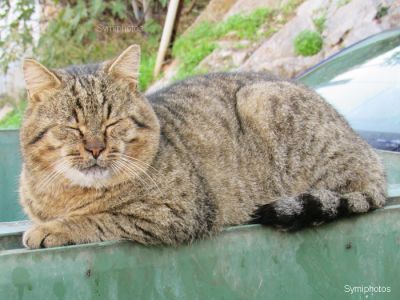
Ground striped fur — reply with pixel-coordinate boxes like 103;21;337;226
250;190;372;230
20;46;386;249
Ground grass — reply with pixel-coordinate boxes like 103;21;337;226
313;15;326;33
280;0;305;18
294;30;323;56
139;54;157;91
172;8;273;80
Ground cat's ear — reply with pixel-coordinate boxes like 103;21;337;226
105;45;140;83
23;59;61;100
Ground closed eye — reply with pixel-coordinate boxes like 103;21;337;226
66;126;83;137
129;116;148;129
105;119;123;129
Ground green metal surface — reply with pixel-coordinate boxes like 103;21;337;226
0;130;25;222
0;206;399;299
380;150;400;198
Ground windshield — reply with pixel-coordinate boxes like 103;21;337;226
299;29;400;152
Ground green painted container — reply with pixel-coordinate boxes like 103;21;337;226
0;130;25;222
0;207;399;299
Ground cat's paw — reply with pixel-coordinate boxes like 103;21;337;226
23;223;75;249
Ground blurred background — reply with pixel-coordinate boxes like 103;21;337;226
0;0;399;129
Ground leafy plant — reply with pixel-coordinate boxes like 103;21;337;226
376;5;389;20
313;15;326;33
143;18;163;35
294;30;323;56
109;0;128;19
0;0;166;92
173;8;273;80
0;0;35;73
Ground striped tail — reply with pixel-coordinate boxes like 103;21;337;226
249;189;382;230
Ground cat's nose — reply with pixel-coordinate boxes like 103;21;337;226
84;139;105;159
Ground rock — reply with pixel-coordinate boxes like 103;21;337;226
185;0;238;34
239;12;315;72
239;0;399;79
343;22;382;47
240;53;324;78
278;54;324;78
152;0;400;87
324;0;382;48
232;51;248;66
224;0;282;19
380;0;400;28
0;104;14;122
146;60;180;94
197;40;253;72
296;0;331;18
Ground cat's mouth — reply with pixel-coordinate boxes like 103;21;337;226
79;164;109;177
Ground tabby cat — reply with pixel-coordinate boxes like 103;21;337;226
20;45;386;249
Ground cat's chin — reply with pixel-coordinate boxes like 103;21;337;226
61;165;112;188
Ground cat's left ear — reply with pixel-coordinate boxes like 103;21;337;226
23;59;61;100
105;45;140;84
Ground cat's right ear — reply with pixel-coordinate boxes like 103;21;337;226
103;45;141;85
23;59;61;101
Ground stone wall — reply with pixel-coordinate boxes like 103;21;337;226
149;0;400;92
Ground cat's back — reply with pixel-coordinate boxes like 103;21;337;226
145;71;378;187
146;72;277;107
145;72;279;141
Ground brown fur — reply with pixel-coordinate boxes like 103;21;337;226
20;46;386;249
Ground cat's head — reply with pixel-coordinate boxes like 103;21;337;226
21;45;160;189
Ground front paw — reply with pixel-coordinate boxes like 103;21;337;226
23;223;75;249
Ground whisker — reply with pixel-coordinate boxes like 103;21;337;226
113;160;152;190
39;160;69;191
117;158;163;195
117;157;159;180
119;154;160;174
29;158;62;173
36;160;64;186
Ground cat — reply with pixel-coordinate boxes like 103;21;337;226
20;45;386;249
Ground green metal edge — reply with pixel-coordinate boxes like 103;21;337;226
1;207;399;300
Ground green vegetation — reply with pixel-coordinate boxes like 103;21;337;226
0;0;167;129
376;5;389;19
0;101;26;129
313;15;326;33
0;0;35;73
294;30;323;56
172;8;273;80
337;0;351;8
0;0;165;92
142;19;163;36
34;0;162;91
281;0;305;18
0;1;305;129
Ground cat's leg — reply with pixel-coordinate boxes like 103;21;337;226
23;205;205;249
249;188;386;230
